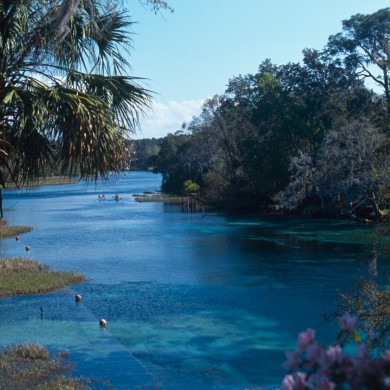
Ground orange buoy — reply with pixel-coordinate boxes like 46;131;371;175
15;236;20;241
25;245;30;251
75;294;81;302
99;319;107;328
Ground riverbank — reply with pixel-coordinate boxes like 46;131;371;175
5;176;76;189
0;219;32;238
0;228;93;387
0;221;85;296
133;192;182;203
133;192;220;213
0;343;92;389
0;257;86;297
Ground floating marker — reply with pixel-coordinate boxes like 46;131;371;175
99;319;107;328
25;245;30;251
75;294;81;302
15;236;20;241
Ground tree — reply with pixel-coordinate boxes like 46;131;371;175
0;0;154;185
132;138;161;170
274;120;388;219
152;11;388;213
327;8;390;115
183;180;200;195
138;0;173;14
153;133;188;193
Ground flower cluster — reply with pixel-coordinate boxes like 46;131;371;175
281;314;390;389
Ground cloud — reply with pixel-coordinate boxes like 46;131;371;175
134;99;205;139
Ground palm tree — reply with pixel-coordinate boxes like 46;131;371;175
0;0;152;185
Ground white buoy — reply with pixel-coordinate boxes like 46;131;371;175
99;319;107;328
25;245;30;251
75;294;81;302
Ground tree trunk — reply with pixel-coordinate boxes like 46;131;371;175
369;193;383;220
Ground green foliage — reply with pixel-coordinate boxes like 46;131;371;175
150;8;389;214
339;278;390;352
132;138;161;170
327;8;390;114
183;180;200;194
0;0;152;185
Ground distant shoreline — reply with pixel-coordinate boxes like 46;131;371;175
5;176;76;189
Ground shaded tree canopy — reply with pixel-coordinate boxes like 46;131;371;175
148;7;389;217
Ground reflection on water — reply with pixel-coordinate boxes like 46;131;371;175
0;171;387;389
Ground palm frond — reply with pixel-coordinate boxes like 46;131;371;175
52;1;133;75
45;85;127;180
0;0;152;185
66;72;152;129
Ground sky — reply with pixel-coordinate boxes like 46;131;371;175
127;0;390;139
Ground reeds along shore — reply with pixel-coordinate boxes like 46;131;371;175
0;221;32;238
0;257;85;297
0;230;93;387
0;343;93;389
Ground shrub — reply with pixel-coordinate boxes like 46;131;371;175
281;314;390;389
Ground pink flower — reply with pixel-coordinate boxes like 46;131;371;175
382;350;390;362
307;342;325;367
283;350;301;371
297;328;315;352
326;345;344;365
352;344;369;372
318;345;345;372
339;314;358;333
311;373;335;390
281;374;295;390
281;373;307;390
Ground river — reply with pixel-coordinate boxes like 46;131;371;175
0;171;386;389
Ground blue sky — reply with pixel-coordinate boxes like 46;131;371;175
128;0;389;139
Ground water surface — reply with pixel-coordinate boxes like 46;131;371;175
0;171;386;389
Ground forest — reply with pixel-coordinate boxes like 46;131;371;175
133;8;390;220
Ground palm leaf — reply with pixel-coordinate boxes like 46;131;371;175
0;0;153;184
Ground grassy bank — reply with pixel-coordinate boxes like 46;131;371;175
0;343;96;389
0;258;86;297
134;193;182;203
6;176;76;189
0;220;32;238
0;216;94;388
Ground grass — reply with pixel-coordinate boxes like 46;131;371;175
0;258;86;297
0;219;32;238
0;343;102;389
6;176;76;188
0;220;100;389
134;193;183;203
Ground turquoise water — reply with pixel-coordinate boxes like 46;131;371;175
0;171;386;389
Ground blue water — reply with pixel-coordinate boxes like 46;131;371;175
0;171;386;389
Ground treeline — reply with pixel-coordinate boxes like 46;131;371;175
131;138;161;170
134;8;390;218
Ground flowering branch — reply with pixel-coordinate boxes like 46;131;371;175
281;314;390;389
